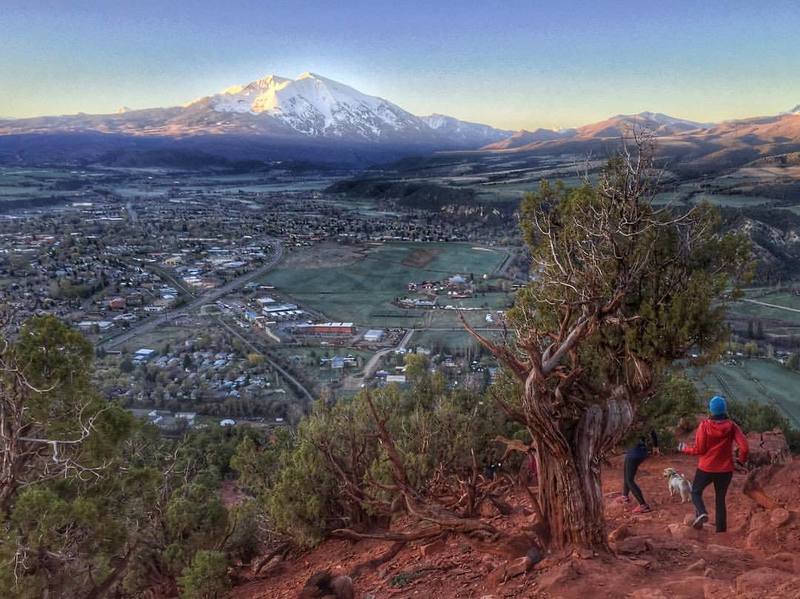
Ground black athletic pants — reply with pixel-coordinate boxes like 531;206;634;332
691;469;733;532
623;456;647;505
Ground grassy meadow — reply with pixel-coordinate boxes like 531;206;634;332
264;242;511;331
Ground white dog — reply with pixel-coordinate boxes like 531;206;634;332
663;467;692;503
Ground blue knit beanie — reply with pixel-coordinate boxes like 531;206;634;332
709;395;727;416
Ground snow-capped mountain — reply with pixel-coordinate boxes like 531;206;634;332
187;72;430;140
0;72;509;150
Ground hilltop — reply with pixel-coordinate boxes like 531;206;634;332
230;453;800;598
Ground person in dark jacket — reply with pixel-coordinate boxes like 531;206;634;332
617;429;660;513
679;395;749;531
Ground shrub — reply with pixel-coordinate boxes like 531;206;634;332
232;375;516;546
178;551;230;599
727;398;800;452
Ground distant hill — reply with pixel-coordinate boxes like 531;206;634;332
482;128;566;150
481;111;800;173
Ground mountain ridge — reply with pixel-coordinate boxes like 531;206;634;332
1;73;799;169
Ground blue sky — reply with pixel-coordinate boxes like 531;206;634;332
2;0;799;129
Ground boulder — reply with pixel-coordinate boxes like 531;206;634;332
746;429;791;466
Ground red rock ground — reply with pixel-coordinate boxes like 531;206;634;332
230;454;800;599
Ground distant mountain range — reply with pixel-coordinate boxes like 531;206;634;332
482;110;800;174
0;73;511;166
0;72;798;169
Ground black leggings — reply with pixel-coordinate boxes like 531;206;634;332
691;469;733;532
623;456;647;505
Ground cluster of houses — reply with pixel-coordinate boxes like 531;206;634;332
407;274;475;298
118;342;281;407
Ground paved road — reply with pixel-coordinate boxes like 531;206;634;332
99;239;283;350
360;328;415;380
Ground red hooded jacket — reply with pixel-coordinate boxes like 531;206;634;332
681;417;749;473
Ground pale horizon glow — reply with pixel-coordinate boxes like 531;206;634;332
2;1;799;130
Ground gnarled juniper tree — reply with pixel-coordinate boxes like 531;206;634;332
465;140;750;550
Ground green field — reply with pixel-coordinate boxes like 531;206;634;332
690;359;800;428
727;291;800;328
690;193;778;207
265;242;511;330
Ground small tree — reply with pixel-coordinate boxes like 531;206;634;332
465;140;750;550
178;551;230;599
0;315;111;512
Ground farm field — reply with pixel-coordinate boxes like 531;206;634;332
727;290;800;329
409;329;502;353
264;242;511;331
690;193;778;207
690;359;800;429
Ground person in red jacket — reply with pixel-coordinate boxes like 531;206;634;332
679;395;749;531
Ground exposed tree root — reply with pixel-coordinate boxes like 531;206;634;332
253;542;291;576
349;540;407;578
331;528;441;543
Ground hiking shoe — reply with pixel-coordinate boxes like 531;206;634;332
615;496;631;504
692;513;709;529
632;504;652;514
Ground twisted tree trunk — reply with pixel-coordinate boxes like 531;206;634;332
537;444;608;550
532;397;634;550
